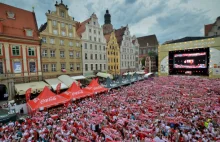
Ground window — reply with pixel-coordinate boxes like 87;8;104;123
99;45;101;50
50;38;55;44
53;20;57;26
95;45;97;50
60;51;65;58
12;45;20;56
76;64;80;71
100;54;102;60
50;50;55;57
53;29;58;35
122;62;123;67
51;64;56;72
85;53;87;59
90;44;92;50
69;24;72;29
42;49;47;57
104;64;106;70
95;54;97;60
61;23;65;28
42;37;46;43
29;62;36;72
76;42;79;47
70;63;74;71
61;31;66;36
28;47;35;56
43;64;48;72
94;37;96;41
98;31;100;35
100;64;102;70
89;29;91;32
60;11;65;17
94;22;96;25
85;43;87;49
26;30;33;37
99;38;101;42
69;41;73;46
69;51;74;58
0;62;3;74
95;64;98;70
0;45;2;55
69;33;73;37
61;63;65;69
104;55;106;60
108;66;110;70
90;54;93;60
103;46;105;51
85;64;88;71
94;30;96;34
89;36;92;40
91;64;93;70
60;40;64;45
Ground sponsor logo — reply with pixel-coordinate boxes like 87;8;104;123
40;96;56;104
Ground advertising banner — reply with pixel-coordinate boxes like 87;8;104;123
13;62;21;73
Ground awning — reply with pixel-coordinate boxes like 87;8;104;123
44;78;68;91
144;72;154;78
58;75;77;87
15;81;50;95
123;72;135;75
96;72;113;79
85;75;96;78
136;71;145;75
71;75;86;80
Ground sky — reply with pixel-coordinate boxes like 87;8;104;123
1;0;219;44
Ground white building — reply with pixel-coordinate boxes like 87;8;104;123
115;25;136;74
77;14;107;77
132;35;140;71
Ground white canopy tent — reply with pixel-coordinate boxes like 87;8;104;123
123;72;135;76
71;75;86;80
144;72;154;78
58;75;77;87
96;72;113;79
44;78;68;91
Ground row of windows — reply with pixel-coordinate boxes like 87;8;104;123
88;36;102;42
85;53;106;60
89;29;101;35
139;49;157;55
108;58;119;63
84;43;105;51
84;64;106;71
108;65;119;70
121;55;135;60
122;48;133;53
42;37;80;47
42;63;81;72
42;50;80;58
122;61;135;67
52;20;72;29
108;51;118;56
0;45;36;56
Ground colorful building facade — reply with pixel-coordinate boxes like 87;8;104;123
39;1;82;79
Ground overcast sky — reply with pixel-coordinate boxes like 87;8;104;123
1;0;219;44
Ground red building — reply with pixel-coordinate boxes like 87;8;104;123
0;3;42;99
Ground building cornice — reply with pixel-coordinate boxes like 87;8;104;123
0;36;40;45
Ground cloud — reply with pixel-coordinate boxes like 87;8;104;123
1;0;220;44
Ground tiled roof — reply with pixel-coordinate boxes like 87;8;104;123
137;35;158;47
0;3;39;40
76;18;91;37
104;33;111;43
115;26;126;46
204;24;213;36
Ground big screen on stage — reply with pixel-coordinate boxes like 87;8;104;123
173;52;207;69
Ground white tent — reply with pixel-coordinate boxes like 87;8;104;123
144;73;153;78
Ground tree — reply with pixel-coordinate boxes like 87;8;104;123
141;57;145;67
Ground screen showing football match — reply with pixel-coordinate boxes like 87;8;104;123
173;52;207;69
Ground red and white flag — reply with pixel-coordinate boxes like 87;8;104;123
25;88;31;102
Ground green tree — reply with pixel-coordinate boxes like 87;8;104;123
141;57;145;67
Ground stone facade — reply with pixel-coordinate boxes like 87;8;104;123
39;1;82;79
77;14;107;77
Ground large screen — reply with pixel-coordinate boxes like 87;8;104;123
173;52;207;69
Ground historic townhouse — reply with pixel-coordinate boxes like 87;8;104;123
0;3;42;99
132;36;140;71
115;25;136;74
77;13;107;77
105;31;120;76
39;1;82;79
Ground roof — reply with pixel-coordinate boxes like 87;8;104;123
137;35;158;47
115;26;127;46
204;24;213;36
163;36;219;44
104;33;111;42
39;22;47;32
76;18;91;37
0;3;39;41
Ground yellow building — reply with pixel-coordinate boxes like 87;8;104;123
39;1;82;79
105;31;120;75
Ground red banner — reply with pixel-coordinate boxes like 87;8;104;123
25;88;31;102
56;83;61;94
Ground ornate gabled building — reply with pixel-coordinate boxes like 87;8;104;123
76;13;107;77
105;31;120;75
204;16;220;37
0;3;42;99
115;25;136;74
39;0;82;79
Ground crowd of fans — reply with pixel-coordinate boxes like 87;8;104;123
0;76;220;142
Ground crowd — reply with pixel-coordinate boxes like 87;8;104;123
0;76;220;142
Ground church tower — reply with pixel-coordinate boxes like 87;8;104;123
103;9;113;35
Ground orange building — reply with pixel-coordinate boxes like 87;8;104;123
0;3;42;99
